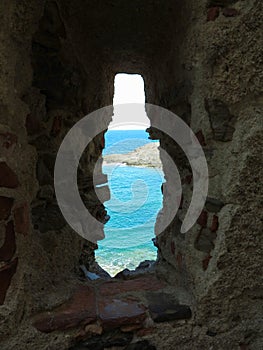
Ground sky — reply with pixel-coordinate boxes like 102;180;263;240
110;74;150;130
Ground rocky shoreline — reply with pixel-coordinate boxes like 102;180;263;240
103;142;162;168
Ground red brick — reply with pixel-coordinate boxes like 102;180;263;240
0;221;16;262
13;202;30;236
0;162;19;188
207;7;220;21
0;258;18;305
0;196;14;220
171;241;175;255
98;296;146;331
197;210;208;227
33;285;97;333
202;255;212;271
195;130;206;146
210;215;219;232
51;116;62;136
223;8;239;17
99;276;167;297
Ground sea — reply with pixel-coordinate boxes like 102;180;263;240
95;129;164;276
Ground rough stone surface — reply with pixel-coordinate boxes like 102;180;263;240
0;0;262;349
205;99;237;141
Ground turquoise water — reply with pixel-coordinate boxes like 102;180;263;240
96;130;163;276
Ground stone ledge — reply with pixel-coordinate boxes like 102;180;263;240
33;275;192;335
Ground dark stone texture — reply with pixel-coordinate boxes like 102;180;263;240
70;330;133;350
203;255;212;270
13;202;30;236
125;341;157;350
205;99;236;141
32;203;65;232
0;196;14;221
26;113;43;135
0;221;16;262
51;115;62;136
37;154;56;186
205;197;224;212
223;8;239;17
195;228;216;253
0;162;19;188
114;260;156;280
146;292;192;322
206;329;217;336
210;215;219;232
0;132;17;150
0;258;18;305
208;0;238;6
195;130;206;146
197;210;208;227
207;7;220;21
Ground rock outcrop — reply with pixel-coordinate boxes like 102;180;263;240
103;142;162;168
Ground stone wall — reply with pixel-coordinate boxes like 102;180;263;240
0;0;262;349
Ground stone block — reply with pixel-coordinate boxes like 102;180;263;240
207;7;220;21
197;210;208;227
205;197;224;212
205;99;236;141
33;285;97;332
0;196;14;220
13;202;30;236
32;203;65;232
146;292;192;322
0;132;17;156
210;215;219;232
223;8;239;17
98;297;146;330
0;258;18;305
202;255;212;270
99;276;166;296
0;221;16;262
195;228;216;253
70;330;133;350
125;341;157;350
0;162;19;188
